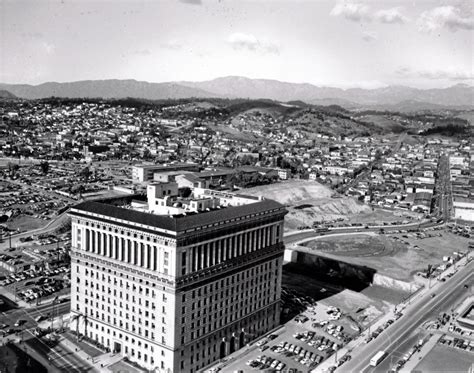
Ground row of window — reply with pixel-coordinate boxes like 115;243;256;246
84;319;168;370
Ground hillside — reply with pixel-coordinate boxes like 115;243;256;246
0;80;218;100
0;90;16;99
240;180;371;230
2;77;473;109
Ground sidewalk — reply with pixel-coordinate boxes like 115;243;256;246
401;333;440;372
316;254;471;372
58;335;123;372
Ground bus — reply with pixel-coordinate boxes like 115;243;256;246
369;350;386;367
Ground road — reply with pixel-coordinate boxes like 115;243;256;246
283;220;440;246
1;300;71;333
0;209;70;250
436;154;452;222
0;299;94;372
340;260;474;372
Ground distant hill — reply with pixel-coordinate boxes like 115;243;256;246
1;77;473;109
0;79;218;100
0;89;17;99
181;76;474;108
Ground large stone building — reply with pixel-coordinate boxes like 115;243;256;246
69;185;287;372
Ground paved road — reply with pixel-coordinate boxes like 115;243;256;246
436;155;452;222
0;299;93;372
0;209;70;250
283;220;440;246
340;260;474;372
1;300;70;333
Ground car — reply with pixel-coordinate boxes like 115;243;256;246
464;284;469;289
0;323;8;329
431;293;436;298
14;319;26;327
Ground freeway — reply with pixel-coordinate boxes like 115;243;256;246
339;259;474;372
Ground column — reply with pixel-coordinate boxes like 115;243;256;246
85;229;90;251
125;239;130;263
150;245;156;270
205;243;210;268
223;239;227;261
232;236;237;258
144;244;150;269
137;243;142;267
192;247;197;272
112;236;117;259
91;231;96;253
131;241;136;264
199;245;204;270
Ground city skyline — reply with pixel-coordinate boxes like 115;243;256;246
1;0;473;89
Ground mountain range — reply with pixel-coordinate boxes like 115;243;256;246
1;76;473;110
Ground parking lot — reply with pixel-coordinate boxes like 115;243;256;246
223;304;355;372
0;265;70;304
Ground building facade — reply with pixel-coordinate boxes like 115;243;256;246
69;192;287;372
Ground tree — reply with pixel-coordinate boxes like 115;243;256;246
79;166;91;180
7;162;19;178
40;161;50;175
70;314;81;341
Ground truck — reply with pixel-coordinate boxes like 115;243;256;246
369;350;386;367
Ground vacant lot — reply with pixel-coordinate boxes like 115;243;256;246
241;180;372;230
414;345;473;373
297;231;470;281
6;215;46;231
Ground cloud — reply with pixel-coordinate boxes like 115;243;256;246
417;6;474;32
362;31;377;42
21;32;44;40
395;66;473;81
179;0;202;5
160;41;183;51
330;1;408;24
227;33;279;54
42;42;56;55
330;2;370;22
374;7;408;24
132;49;152;56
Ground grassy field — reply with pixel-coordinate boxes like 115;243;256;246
298;231;470;281
414;345;473;372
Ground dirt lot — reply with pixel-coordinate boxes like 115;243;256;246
241;180;373;230
297;230;470;281
6;215;47;231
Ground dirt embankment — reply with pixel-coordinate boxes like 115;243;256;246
240;180;371;230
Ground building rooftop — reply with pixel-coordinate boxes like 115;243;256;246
70;198;285;233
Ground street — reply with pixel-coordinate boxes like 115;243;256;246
340;259;474;372
283;219;441;246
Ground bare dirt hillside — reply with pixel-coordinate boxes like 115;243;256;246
241;180;333;205
240;180;371;230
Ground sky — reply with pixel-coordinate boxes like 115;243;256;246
1;0;473;88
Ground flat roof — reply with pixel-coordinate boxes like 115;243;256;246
70;198;286;233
